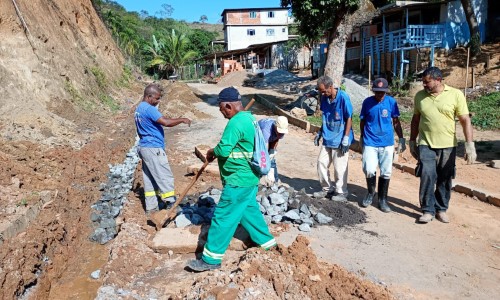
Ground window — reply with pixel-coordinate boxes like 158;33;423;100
247;29;255;36
249;11;256;18
268;11;275;18
266;29;275;36
282;28;286;33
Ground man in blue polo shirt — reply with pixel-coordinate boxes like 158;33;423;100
134;83;191;215
359;78;406;212
314;76;354;201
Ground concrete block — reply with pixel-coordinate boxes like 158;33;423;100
402;165;416;176
489;160;500;169
309;124;321;133
151;225;252;254
453;184;473;196
472;189;488;202
487;195;500;207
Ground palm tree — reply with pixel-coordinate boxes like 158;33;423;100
146;30;197;78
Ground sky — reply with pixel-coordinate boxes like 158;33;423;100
113;0;285;24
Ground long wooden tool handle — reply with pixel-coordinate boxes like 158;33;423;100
155;160;210;230
244;98;256;111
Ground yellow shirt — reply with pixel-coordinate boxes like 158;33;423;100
414;84;469;148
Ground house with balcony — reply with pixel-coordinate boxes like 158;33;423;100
221;7;292;51
351;0;488;80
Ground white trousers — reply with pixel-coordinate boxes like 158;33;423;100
317;146;349;194
362;145;394;179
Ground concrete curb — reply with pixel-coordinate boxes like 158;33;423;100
254;94;500;209
393;162;499;208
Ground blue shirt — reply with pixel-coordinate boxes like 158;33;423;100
134;101;164;148
258;118;283;149
320;89;354;148
360;95;400;147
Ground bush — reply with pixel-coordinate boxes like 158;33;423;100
469;92;500;130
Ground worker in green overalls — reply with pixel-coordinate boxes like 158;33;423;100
186;87;277;272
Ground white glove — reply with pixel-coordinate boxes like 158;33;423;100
464;142;476;164
397;137;406;153
265;168;276;185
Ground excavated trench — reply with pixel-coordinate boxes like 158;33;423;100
0;118;136;299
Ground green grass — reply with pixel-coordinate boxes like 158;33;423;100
99;94;121;112
89;66;107;90
64;80;94;111
116;65;133;87
468;92;500;130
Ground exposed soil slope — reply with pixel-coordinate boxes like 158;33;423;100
0;0;124;146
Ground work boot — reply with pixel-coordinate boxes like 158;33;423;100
330;193;348;202
360;177;376;208
186;259;221;272
377;177;391;213
418;213;434;223
436;211;450;223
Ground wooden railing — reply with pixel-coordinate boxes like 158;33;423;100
362;24;445;57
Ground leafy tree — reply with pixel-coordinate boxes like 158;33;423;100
460;0;481;56
200;15;208;23
282;0;378;85
156;3;174;18
145;30;197;78
187;29;218;57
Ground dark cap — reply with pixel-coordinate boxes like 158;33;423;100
218;87;241;102
372;78;389;92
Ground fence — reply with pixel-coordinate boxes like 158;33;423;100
178;64;210;80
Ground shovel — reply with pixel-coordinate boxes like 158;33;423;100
150;160;210;231
150;98;256;231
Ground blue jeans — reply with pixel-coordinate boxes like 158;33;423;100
271;159;279;182
418;145;456;215
362;145;394;179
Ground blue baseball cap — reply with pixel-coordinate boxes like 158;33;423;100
218;87;241;102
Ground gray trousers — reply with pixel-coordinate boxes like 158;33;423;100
138;147;175;211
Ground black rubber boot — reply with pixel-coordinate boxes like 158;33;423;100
378;177;391;213
360;177;376;207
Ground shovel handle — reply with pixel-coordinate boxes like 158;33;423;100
154;160;210;230
244;98;256;111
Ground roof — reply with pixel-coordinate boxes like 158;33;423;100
379;0;450;13
198;40;289;61
221;7;289;16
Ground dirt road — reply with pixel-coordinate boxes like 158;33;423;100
176;83;500;299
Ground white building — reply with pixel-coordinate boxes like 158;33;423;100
221;7;292;51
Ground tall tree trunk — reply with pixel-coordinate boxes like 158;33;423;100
324;0;377;86
460;0;481;56
324;17;349;87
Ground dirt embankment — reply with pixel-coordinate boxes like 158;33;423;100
0;1;134;298
0;0;124;147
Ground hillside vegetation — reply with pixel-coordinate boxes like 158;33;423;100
93;0;224;79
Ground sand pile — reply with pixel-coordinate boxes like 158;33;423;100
161;81;211;120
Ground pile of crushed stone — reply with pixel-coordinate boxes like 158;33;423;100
253;69;307;88
171;185;366;230
182;235;393;299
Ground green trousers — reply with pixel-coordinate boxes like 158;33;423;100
202;185;276;265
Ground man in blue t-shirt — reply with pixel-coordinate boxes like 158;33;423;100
258;116;288;185
134;83;191;215
314;76;354;201
359;78;406;212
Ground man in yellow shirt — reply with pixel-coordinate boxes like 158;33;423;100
410;67;476;224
